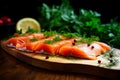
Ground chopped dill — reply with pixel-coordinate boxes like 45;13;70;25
43;30;58;37
30;38;39;42
53;36;63;41
26;27;40;33
103;49;118;67
44;40;54;44
98;49;119;67
61;32;80;38
106;59;119;67
44;36;63;44
16;29;22;34
76;35;99;44
103;49;115;57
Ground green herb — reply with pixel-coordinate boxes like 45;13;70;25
42;30;58;37
53;36;63;41
76;35;99;44
106;59;118;67
61;32;80;38
26;27;39;33
16;29;22;34
30;38;39;42
44;36;62;44
98;49;119;67
103;49;118;64
38;0;120;48
103;49;115;57
44;40;54;44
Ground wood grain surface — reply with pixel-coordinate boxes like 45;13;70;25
0;42;120;80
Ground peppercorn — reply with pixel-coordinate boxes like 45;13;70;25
91;46;94;49
45;55;49;59
109;54;113;58
87;44;90;47
98;60;101;64
110;60;113;63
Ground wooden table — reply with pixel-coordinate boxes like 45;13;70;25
0;45;112;80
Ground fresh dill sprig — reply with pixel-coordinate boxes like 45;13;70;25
98;49;119;67
44;36;63;44
30;38;39;42
26;27;40;33
77;35;99;44
61;32;80;38
103;49;119;67
43;30;58;37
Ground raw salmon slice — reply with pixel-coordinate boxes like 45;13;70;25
59;42;111;60
59;44;98;60
5;37;30;48
72;45;97;60
93;42;111;51
5;33;45;48
59;45;73;56
23;40;44;52
17;37;51;52
43;39;75;55
5;32;111;60
17;35;66;52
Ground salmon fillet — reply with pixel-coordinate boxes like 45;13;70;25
5;33;111;60
59;42;111;60
43;39;75;55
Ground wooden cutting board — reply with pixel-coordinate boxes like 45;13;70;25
1;42;120;79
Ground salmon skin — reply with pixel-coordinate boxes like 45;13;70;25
5;33;111;60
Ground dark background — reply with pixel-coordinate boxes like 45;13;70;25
0;0;120;23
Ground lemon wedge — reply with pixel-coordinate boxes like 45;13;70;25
16;17;41;34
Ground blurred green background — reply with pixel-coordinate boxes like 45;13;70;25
0;0;120;23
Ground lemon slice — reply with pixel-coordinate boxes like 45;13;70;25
16;17;41;34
